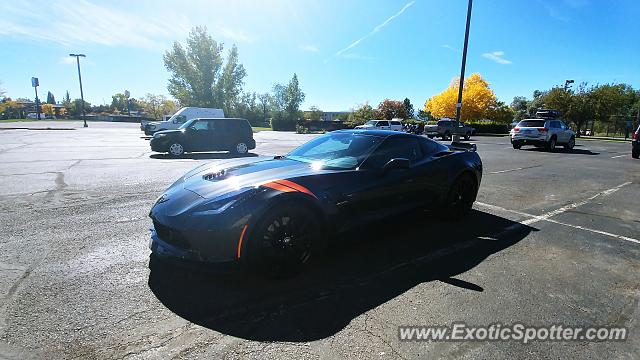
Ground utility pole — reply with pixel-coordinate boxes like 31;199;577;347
31;77;41;120
69;54;87;127
454;0;473;142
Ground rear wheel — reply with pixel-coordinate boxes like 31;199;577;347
632;148;639;159
546;137;557;152
442;131;451;140
444;174;477;220
168;143;184;157
233;142;249;154
249;205;321;276
564;136;575;150
512;141;522;149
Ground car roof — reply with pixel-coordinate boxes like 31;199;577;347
335;129;419;138
193;117;248;121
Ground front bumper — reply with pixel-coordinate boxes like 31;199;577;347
150;137;169;152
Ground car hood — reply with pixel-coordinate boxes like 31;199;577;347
153;129;183;137
176;156;325;199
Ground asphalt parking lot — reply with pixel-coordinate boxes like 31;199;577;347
0;121;638;359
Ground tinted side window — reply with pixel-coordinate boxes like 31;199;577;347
419;137;445;156
364;137;423;169
191;120;208;131
391;121;401;126
550;121;561;129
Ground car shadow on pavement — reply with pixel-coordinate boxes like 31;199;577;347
148;210;535;342
520;147;600;155
149;152;259;160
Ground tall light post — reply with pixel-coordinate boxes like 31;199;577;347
69;53;87;127
454;0;473;142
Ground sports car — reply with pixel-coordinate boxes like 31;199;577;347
149;130;482;274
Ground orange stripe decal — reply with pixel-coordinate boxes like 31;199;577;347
262;182;297;193
273;179;318;199
236;224;249;259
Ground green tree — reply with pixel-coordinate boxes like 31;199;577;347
69;99;91;117
527;90;547;116
270;73;306;130
305;106;323;121
486;100;515;124
257;92;273;121
403;98;414;119
347;103;375;126
46;91;56;104
163;26;246;109
111;93;128;112
510;96;529;120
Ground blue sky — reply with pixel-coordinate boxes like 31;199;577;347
1;0;639;111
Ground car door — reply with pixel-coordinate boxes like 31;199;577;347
350;137;426;221
549;121;565;143
186;119;212;151
559;121;572;142
376;120;390;130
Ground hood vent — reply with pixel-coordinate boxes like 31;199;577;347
203;169;227;181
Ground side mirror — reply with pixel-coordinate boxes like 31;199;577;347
383;158;410;172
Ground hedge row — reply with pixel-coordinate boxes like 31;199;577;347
468;123;510;134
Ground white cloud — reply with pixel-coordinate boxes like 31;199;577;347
441;44;460;53
299;44;319;53
58;56;77;65
0;1;253;49
482;51;512;65
330;1;415;60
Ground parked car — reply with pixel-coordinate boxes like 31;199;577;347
632;124;639;159
424;120;475;140
355;120;403;131
150;118;255;156
144;107;225;135
149;129;482;275
510;119;575;151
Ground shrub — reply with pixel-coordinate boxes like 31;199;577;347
295;124;310;134
270;111;296;131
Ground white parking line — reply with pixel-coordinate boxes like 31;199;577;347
611;154;629;159
475;181;638;245
488;165;542;174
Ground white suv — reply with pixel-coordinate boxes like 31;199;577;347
355;120;403;131
510;119;575;151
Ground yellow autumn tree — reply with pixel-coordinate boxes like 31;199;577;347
424;73;497;121
41;103;55;116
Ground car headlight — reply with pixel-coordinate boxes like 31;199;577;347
149;125;156;130
191;188;261;215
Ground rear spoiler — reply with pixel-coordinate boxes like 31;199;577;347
448;141;477;152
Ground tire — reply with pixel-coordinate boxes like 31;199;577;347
632;148;639;159
168;143;185;157
443;174;477;220
442;132;451;140
564;136;575;150
233;142;249;155
248;204;321;276
464;132;471;141
427;135;434;139
545;137;557;152
512;141;522;149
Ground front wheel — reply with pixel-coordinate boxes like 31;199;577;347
444;174;477;220
248;205;321;276
427;135;434;139
442;132;451;140
464;132;471;141
168;143;185;157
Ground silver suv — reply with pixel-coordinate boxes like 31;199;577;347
510;119;575;151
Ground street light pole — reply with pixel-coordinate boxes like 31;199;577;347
69;54;87;127
454;0;473;142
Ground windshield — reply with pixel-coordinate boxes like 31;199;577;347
178;119;196;129
364;120;377;126
287;132;383;170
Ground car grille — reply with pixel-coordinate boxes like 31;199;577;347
153;220;191;250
